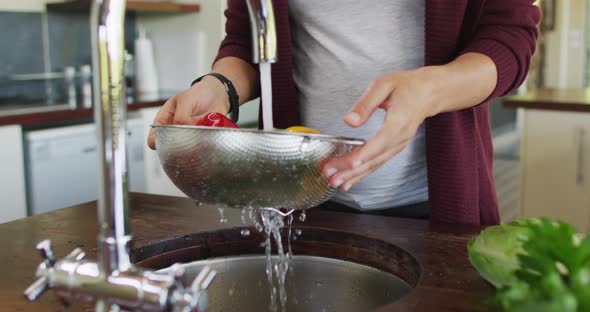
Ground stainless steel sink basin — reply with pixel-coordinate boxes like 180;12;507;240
161;255;411;312
136;228;420;312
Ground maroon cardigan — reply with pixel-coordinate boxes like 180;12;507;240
215;0;541;225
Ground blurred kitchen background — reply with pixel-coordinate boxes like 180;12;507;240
0;1;588;231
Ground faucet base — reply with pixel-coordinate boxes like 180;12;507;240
24;240;214;312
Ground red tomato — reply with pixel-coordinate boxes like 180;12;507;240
194;113;239;128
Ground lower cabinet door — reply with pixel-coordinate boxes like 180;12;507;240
520;110;590;232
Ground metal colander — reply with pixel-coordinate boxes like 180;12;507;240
153;125;364;210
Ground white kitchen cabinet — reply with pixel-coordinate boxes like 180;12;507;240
520;109;590;231
25;120;147;215
140;107;187;198
0;125;27;223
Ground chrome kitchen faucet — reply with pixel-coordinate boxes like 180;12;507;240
23;0;278;311
246;0;278;63
23;1;215;311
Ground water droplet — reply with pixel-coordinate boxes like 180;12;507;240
240;208;249;224
299;211;306;222
218;207;228;224
255;223;264;232
240;229;250;237
300;136;311;152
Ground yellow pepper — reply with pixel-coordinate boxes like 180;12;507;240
284;126;320;134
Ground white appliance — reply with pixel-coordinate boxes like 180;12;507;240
0;125;27;223
25;120;147;215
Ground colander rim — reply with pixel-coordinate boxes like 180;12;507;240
151;124;366;146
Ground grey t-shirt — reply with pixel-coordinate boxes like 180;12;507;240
289;0;428;210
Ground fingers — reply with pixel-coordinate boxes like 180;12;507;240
353;114;412;166
338;142;408;191
147;128;157;150
173;92;198;125
172;86;230;125
155;95;178;125
325;112;406;171
323;111;416;191
146;81;230;149
344;77;396;128
147;96;177;150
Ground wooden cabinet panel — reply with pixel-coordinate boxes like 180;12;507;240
520;110;590;231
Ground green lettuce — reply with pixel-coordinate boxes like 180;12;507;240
467;220;533;287
468;218;590;311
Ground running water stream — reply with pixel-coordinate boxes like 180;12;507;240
239;208;303;312
217;62;301;311
260;63;274;131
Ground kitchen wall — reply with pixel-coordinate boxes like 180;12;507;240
542;0;587;88
136;0;221;92
136;0;258;126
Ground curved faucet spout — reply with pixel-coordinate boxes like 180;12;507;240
91;0;131;275
246;0;278;63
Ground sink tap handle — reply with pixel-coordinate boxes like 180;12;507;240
24;240;58;302
37;239;56;267
170;263;186;283
170;266;216;312
65;247;86;261
190;266;216;292
24;276;49;302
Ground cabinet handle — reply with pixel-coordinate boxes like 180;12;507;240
83;147;96;154
576;127;586;186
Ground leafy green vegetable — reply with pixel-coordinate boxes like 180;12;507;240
467;220;533;287
468;218;590;311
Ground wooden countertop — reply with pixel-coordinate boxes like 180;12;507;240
504;88;590;113
0;99;166;127
0;193;495;311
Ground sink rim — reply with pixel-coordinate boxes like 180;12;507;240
157;254;413;312
133;227;422;288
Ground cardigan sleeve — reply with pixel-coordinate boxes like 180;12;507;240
214;0;254;65
460;0;541;100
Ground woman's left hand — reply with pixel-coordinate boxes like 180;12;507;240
322;67;442;191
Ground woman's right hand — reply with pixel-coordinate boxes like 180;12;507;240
147;76;230;150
